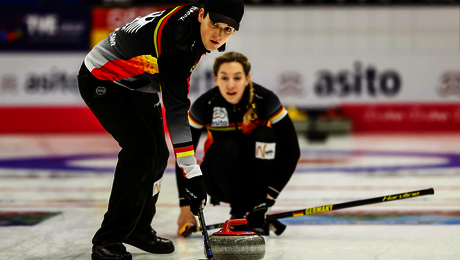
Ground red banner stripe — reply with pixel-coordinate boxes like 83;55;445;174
0;106;105;133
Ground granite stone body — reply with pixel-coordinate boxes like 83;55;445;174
205;219;266;260
209;234;265;260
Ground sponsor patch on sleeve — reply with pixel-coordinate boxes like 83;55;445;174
255;142;276;160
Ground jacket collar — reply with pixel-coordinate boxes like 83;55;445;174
192;16;210;55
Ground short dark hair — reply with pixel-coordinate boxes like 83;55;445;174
192;8;209;19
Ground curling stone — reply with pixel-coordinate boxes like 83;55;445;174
208;219;265;260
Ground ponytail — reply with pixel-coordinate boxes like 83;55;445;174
243;81;256;126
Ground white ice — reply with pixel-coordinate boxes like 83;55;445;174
0;134;459;260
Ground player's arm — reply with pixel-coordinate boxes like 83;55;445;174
266;96;301;199
176;125;203;207
175;102;206;235
175;87;209;207
175;124;202;234
158;50;206;215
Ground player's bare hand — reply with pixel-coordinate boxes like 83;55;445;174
177;206;197;236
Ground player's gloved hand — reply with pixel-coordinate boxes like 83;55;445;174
210;197;220;206
245;198;275;227
184;176;207;215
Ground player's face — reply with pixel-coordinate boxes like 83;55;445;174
198;9;236;52
214;61;250;105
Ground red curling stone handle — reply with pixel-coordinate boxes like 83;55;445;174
212;219;257;236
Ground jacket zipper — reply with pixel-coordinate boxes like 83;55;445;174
233;105;238;131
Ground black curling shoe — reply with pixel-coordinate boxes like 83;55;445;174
91;241;132;260
123;228;174;254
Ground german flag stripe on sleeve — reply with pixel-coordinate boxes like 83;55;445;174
207;126;242;131
174;145;194;158
188;114;203;129
174;145;194;153
268;107;288;124
154;6;182;57
176;150;194;158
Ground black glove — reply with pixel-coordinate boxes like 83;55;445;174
184;176;207;215
210;197;220;206
246;198;275;227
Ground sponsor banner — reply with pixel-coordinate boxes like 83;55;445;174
90;0;459;6
0;53;104;133
1;7;458;134
0;5;90;51
0;53;86;105
184;7;460;134
88;6;460;109
252;58;460;107
341;103;460;133
0;0;81;3
90;5;173;48
190;56;460;108
92;0;201;5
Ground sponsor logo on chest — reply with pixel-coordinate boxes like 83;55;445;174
212;107;229;127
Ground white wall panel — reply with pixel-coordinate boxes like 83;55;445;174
188;7;460;108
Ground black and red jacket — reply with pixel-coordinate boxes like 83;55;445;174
84;5;209;179
176;83;301;206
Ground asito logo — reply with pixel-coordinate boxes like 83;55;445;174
314;61;402;98
255;142;276;160
25;67;78;94
212;107;229;127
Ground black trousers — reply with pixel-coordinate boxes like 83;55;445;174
77;64;169;244
201;127;278;216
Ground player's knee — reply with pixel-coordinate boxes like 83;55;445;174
123;137;157;158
